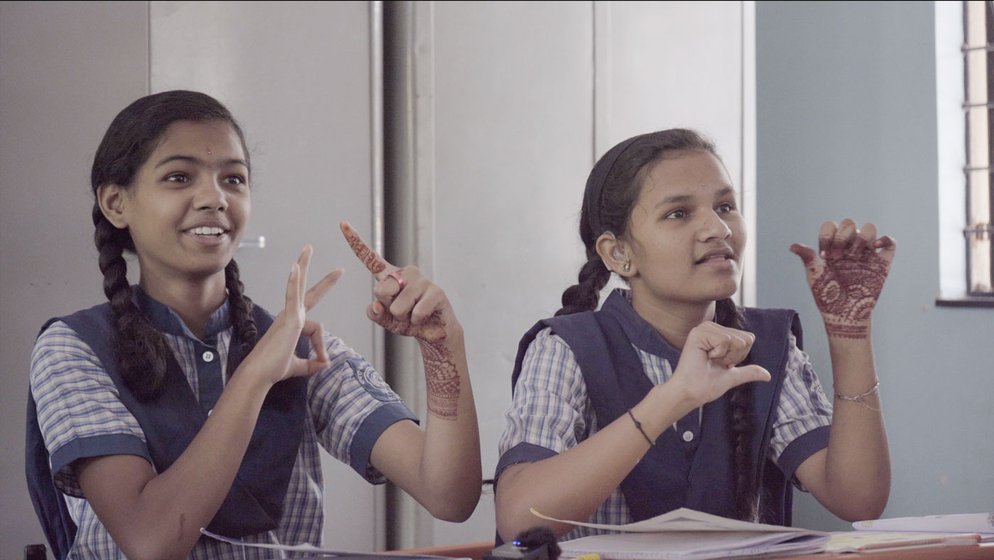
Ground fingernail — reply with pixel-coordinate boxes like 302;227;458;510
372;302;382;315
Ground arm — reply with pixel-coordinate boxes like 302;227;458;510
76;247;339;560
791;219;895;521
341;222;482;522
495;322;772;541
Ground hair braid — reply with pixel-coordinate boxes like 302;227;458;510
555;255;612;316
93;204;169;401
716;297;759;521
224;259;257;360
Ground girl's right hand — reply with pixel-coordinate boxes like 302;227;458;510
669;321;771;407
241;245;342;385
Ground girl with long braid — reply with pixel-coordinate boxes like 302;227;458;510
27;90;481;559
494;129;893;541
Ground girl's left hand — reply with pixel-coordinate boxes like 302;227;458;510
790;219;896;339
340;221;456;343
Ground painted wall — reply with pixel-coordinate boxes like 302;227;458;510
756;0;994;531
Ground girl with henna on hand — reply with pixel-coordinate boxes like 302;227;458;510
494;128;893;542
26;90;480;560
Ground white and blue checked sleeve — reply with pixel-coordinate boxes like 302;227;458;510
29;321;149;497
770;333;833;471
498;328;591;462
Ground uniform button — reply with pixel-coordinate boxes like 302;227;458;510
682;430;694;442
202;350;215;363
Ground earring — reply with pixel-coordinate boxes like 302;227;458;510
622;261;631;273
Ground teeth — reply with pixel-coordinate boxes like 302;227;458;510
189;226;224;235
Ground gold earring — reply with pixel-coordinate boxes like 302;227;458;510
623;261;631;273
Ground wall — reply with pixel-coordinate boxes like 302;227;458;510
756;0;994;531
0;3;150;557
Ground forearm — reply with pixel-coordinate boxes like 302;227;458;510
817;330;890;519
495;385;695;541
85;372;272;559
415;327;482;521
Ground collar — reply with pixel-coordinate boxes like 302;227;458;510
133;285;231;341
602;288;681;362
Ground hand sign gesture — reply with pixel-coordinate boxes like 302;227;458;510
242;245;342;384
790;219;896;339
671;322;771;406
340;221;455;343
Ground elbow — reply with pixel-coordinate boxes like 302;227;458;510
832;487;890;522
425;484;482;522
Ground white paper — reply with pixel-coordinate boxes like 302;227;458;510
199;529;451;559
853;512;994;534
530;507;820;534
558;531;828;560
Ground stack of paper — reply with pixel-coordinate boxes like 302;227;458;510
822;511;994;553
530;507;829;560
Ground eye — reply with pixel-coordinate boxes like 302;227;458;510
165;172;190;184
717;202;736;214
664;208;688;220
224;174;248;186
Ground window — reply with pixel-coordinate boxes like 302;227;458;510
963;0;993;297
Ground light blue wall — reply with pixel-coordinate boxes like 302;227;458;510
757;1;994;531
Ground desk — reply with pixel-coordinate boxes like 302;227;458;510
782;542;994;559
393;541;994;559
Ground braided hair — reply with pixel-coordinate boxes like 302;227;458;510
558;128;757;521
90;90;257;401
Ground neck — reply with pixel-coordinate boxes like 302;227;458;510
139;271;228;339
630;288;716;349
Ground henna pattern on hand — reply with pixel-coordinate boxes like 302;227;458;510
342;227;386;275
809;250;890;339
418;338;460;419
373;310;458;418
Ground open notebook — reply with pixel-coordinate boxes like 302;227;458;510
532;507;830;560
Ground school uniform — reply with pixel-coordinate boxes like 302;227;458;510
28;286;416;559
496;289;832;541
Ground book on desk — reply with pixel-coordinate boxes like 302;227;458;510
530;507;993;560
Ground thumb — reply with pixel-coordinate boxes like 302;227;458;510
789;243;817;267
729;364;771;386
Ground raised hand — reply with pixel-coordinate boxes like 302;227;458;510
670;322;771;406
340;221;461;418
790;219;896;339
242;245;342;384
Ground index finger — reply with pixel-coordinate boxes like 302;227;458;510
340;221;391;278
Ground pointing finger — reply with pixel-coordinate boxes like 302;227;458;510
340;220;391;279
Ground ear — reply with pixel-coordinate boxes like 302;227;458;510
96;184;129;229
595;232;636;278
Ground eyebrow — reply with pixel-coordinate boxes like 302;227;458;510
655;186;736;208
154;155;248;169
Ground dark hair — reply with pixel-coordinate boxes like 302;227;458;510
91;90;257;401
557;128;757;521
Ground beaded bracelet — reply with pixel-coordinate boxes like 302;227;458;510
627;408;655;447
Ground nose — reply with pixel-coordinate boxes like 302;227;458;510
699;209;732;241
194;176;228;212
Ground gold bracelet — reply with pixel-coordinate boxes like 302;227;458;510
627;409;654;447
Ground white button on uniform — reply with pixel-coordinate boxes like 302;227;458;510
682;430;694;442
202;350;215;363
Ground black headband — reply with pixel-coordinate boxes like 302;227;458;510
582;133;651;238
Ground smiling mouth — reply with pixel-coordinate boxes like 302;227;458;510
186;226;228;236
695;253;735;265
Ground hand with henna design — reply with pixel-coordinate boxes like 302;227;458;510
790;219;896;339
340;221;462;418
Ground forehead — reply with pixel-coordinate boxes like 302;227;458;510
639;150;733;200
151;120;246;160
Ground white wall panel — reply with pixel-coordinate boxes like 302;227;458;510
0;3;149;557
